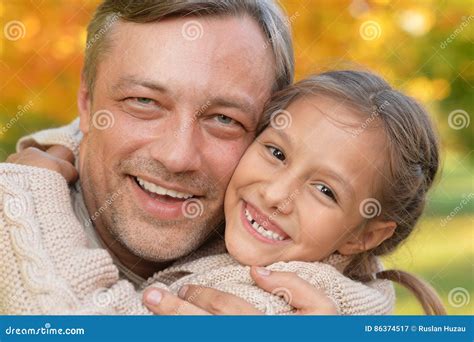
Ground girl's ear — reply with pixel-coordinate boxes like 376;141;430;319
337;220;397;255
78;71;91;135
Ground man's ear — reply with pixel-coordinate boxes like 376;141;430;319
77;72;91;135
337;220;397;255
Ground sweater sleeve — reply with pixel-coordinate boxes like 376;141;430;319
16;118;82;156
0;163;151;314
268;260;395;315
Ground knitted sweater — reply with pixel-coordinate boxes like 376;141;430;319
0;119;395;315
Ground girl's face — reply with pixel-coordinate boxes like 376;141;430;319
224;95;390;266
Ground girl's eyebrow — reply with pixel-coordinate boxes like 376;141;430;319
272;128;294;148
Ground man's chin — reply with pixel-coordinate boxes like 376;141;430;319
112;224;211;263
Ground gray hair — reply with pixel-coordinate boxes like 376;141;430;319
84;0;294;93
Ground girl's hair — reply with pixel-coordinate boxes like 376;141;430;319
259;70;446;315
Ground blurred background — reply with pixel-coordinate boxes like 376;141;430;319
0;0;472;314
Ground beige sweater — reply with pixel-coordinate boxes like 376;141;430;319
0;118;395;315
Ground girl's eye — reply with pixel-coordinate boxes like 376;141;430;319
315;184;337;202
266;145;285;161
215;114;235;125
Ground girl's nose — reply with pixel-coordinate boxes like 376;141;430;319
259;174;298;215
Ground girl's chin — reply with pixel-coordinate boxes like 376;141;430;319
225;233;270;266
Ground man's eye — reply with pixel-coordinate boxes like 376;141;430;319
266;145;285;161
315;184;337;202
136;97;153;105
215;114;235;125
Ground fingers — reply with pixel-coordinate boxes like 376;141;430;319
143;287;210;315
5;152;19;163
5;146;78;183
250;266;338;315
56;159;79;183
178;285;262;315
46;145;75;163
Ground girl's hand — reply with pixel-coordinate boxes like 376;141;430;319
143;266;338;315
6;145;78;183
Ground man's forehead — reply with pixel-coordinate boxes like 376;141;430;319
108;17;275;82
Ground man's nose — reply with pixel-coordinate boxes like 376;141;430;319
148;117;203;174
259;173;298;215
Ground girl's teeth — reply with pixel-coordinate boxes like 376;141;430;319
244;209;285;241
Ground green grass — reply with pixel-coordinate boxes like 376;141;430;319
382;215;473;315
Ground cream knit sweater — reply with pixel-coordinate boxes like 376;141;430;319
0;119;395;315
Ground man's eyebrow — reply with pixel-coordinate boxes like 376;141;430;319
112;76;168;93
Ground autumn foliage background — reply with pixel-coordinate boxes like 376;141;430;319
0;0;472;314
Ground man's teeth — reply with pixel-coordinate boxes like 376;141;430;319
244;209;284;241
136;177;193;199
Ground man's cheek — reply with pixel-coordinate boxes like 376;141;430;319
215;146;247;187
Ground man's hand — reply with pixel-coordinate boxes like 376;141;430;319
143;266;338;315
6;145;78;183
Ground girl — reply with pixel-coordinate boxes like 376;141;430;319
4;70;445;315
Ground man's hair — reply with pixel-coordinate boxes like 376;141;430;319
84;0;294;93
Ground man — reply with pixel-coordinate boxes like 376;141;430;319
1;0;341;314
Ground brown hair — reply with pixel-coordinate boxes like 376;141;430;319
84;0;294;93
260;70;446;315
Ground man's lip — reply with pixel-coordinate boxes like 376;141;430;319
130;174;202;197
244;201;290;239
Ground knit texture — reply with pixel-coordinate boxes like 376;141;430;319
0;118;395;314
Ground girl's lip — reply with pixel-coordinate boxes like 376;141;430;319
239;201;291;245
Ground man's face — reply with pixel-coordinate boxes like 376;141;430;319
78;15;275;262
